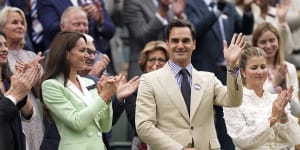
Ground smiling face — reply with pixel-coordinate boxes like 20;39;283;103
3;11;25;43
0;35;8;65
67;37;88;72
256;30;279;60
241;56;268;89
166;27;195;67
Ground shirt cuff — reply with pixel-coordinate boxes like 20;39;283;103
155;12;168;26
6;95;17;105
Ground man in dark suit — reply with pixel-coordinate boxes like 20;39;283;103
185;0;253;149
37;0;115;55
0;61;41;150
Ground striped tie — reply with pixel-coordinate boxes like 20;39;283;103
31;0;43;44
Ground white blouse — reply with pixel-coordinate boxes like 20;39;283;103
224;87;300;150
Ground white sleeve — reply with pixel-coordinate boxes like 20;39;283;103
224;107;275;149
275;114;300;145
286;62;300;116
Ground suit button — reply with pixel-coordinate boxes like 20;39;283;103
87;132;93;137
191;126;194;130
97;132;102;137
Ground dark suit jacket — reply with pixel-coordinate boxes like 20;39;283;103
123;0;168;79
37;0;115;54
0;93;26;150
185;0;253;81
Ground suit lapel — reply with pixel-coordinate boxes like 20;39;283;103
190;69;206;121
158;65;190;121
66;76;93;106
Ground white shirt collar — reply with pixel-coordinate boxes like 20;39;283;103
67;75;93;106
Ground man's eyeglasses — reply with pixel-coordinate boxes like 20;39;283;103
147;58;166;64
87;48;99;56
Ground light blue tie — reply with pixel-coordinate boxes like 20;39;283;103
31;0;43;44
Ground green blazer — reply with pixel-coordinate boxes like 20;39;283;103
42;75;112;150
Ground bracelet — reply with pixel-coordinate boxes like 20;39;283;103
269;116;278;122
226;65;239;73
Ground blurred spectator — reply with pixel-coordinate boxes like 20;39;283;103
252;0;294;54
123;0;186;79
0;6;44;150
269;0;280;6
252;22;300;117
7;0;46;53
286;0;300;53
37;0;115;63
285;0;300;68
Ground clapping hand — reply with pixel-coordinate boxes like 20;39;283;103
81;0;104;24
223;33;246;67
89;54;110;77
116;75;140;101
97;75;121;103
270;86;293;126
15;52;44;74
6;63;41;102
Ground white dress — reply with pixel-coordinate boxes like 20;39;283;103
224;87;300;150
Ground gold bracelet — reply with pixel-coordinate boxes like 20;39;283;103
269;116;278;122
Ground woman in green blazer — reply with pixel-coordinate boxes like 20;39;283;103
40;31;117;150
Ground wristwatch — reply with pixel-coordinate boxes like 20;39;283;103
226;65;239;73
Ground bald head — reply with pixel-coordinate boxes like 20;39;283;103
60;7;89;33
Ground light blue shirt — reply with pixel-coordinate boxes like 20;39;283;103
168;60;192;87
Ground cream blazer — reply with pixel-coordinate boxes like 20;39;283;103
135;64;243;150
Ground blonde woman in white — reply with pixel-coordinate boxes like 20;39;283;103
224;47;300;149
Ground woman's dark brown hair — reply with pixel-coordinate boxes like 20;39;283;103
39;31;86;120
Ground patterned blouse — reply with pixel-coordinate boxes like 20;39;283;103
224;87;300;150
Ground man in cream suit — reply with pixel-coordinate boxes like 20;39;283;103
135;19;244;150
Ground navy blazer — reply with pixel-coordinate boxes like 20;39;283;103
0;92;27;150
37;0;115;54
